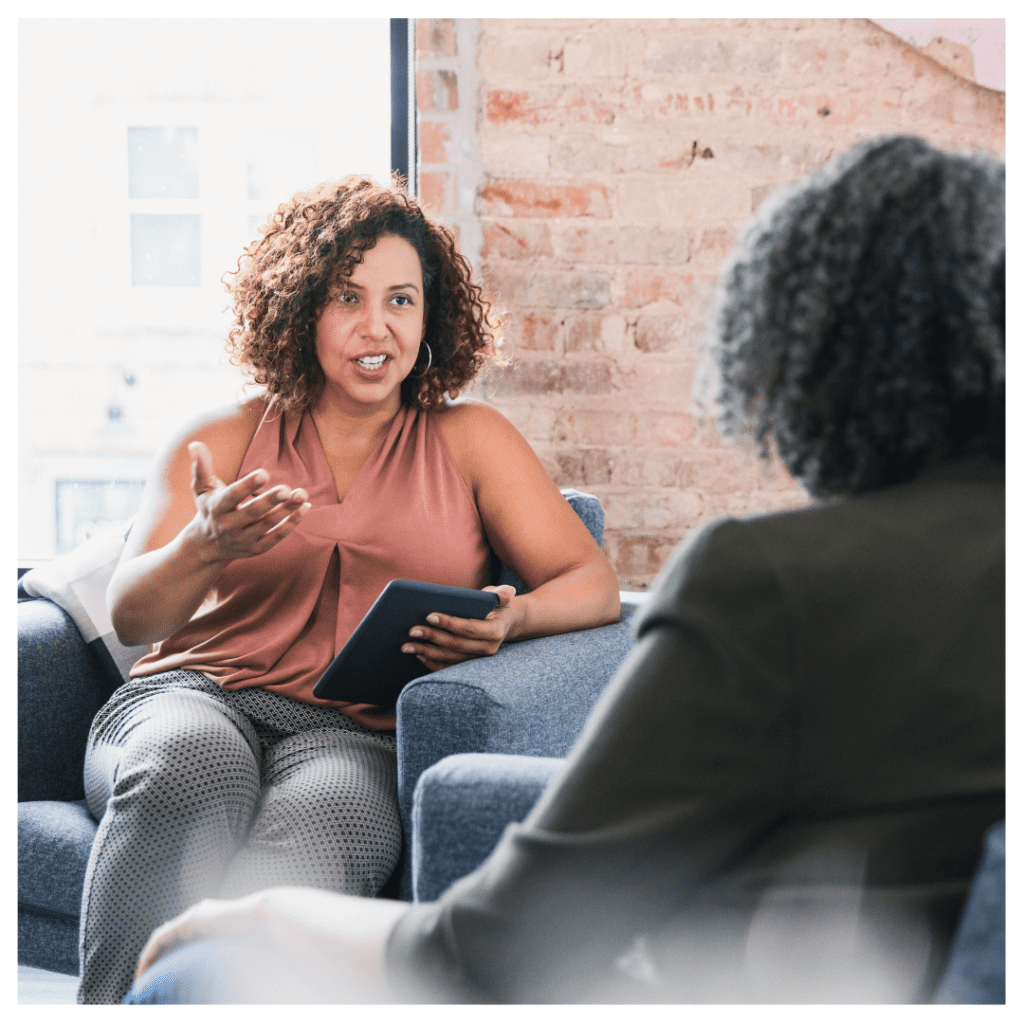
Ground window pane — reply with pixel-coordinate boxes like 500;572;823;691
248;128;318;203
55;479;146;554
128;126;199;200
130;214;201;287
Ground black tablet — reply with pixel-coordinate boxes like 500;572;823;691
312;579;499;706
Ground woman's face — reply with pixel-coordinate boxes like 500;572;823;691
313;233;426;416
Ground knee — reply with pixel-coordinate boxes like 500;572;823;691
108;716;259;810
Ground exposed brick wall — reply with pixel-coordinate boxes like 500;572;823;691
416;18;1005;589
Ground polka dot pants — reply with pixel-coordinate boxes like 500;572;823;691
78;670;400;1004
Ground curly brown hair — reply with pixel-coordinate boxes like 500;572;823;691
224;176;499;411
714;135;1004;497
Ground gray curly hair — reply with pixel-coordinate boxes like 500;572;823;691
713;135;1004;498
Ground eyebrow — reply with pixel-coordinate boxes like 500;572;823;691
343;281;421;294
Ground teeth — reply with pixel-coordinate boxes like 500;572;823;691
357;355;387;368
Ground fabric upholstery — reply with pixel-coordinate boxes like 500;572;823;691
934;821;1005;1004
18;599;119;803
412;753;564;902
18;800;98;975
395;600;642;899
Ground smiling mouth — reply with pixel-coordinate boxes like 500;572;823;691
355;355;388;368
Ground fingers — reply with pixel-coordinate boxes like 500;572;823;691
136;911;193;980
189;441;222;497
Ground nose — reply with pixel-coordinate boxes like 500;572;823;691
360;301;389;341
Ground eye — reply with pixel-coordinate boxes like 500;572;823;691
337;291;358;305
391;294;413;307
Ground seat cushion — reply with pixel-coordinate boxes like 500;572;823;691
19;800;98;919
411;752;564;902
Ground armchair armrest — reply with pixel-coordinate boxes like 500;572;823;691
396;601;643;824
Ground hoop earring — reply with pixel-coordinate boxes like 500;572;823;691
412;341;432;377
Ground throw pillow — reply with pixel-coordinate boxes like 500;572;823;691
19;522;150;687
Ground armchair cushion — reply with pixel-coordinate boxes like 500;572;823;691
411;753;564;902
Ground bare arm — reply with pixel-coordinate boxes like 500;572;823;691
108;402;310;646
403;402;621;670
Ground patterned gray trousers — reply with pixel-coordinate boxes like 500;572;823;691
78;669;400;1004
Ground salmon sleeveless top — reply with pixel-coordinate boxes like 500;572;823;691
130;402;494;730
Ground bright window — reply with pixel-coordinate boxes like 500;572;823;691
19;19;405;561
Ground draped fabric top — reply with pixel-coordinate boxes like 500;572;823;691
130;402;494;730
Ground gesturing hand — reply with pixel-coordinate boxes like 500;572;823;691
401;584;521;672
189;440;310;564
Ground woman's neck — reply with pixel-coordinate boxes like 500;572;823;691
309;393;403;452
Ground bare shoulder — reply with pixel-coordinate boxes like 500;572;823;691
435;398;526;456
435;397;556;501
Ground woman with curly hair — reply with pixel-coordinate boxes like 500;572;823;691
128;136;1003;1005
78;176;620;1003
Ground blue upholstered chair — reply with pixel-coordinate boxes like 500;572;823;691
17;489;643;977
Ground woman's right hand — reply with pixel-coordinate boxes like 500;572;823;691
188;440;311;564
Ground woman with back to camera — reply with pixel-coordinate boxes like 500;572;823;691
129;134;1004;1004
79;176;621;1003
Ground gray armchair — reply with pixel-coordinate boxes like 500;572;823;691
18;489;642;975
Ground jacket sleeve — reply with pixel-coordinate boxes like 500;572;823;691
384;516;799;1003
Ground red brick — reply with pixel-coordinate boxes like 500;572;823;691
555;223;692;265
485;360;613;397
417;70;458;113
563;409;639;446
565;313;626;354
419;121;452;165
609;449;697;489
483;400;561;445
640;411;694;447
618;359;697;404
694;227;737;269
485;87;617;126
488;267;610;309
479;181;611;219
417;19;457;59
504;310;563;352
603;530;683;585
617;272;717;320
617;268;696;308
635;315;690;354
418;171;455;216
481;221;553;260
552;134;694;175
603;490;704;531
645;37;781;77
553;447;616;487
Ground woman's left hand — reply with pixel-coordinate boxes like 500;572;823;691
402;584;521;672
